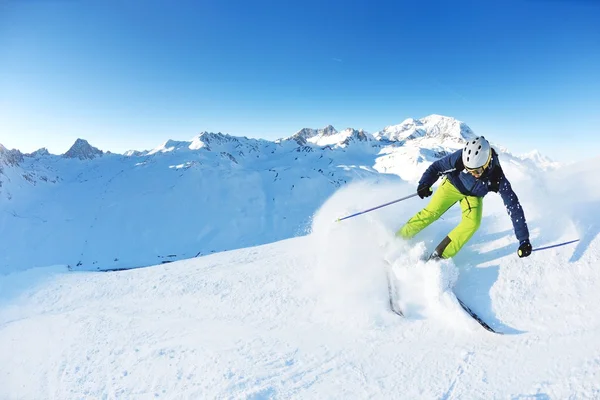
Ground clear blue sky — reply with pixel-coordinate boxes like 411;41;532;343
1;0;599;161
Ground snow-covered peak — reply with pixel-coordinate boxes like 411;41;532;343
375;115;475;145
148;139;192;155
124;150;145;157
321;124;338;137
312;127;372;148
288;125;339;146
0;143;24;166
339;128;371;146
145;132;273;160
63;139;103;160
286;125;372;148
25;148;50;158
288;128;318;146
517;150;562;170
191;132;242;149
189;135;207;150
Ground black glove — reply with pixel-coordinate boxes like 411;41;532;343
417;184;432;199
518;239;532;258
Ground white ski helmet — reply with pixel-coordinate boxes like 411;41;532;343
462;136;492;170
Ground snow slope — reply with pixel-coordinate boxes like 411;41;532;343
0;115;559;274
0;133;385;273
1;157;599;399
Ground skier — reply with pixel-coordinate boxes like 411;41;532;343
397;136;532;260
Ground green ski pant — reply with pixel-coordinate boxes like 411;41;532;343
396;179;482;259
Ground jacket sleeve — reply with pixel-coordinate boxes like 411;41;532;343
419;150;463;188
497;171;530;243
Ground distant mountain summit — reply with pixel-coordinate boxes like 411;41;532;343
516;150;562;170
375;115;476;144
144;132;273;157
285;115;474;149
0;144;24;166
63;139;103;160
287;125;337;146
339;128;370;147
26;148;50;158
287;125;372;147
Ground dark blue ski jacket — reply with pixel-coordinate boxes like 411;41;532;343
419;149;529;243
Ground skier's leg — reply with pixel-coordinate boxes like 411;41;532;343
436;196;483;258
396;179;463;239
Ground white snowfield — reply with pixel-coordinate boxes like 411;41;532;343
2;157;600;399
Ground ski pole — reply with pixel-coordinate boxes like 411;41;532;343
532;239;579;252
335;192;419;222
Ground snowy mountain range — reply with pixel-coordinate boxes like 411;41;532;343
0;115;559;273
3;115;600;399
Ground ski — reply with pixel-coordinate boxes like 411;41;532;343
385;261;404;317
424;253;501;334
386;254;501;333
455;295;502;334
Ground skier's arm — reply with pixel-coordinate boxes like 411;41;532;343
497;170;530;243
418;150;463;188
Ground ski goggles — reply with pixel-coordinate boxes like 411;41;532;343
465;165;486;175
465;153;492;175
